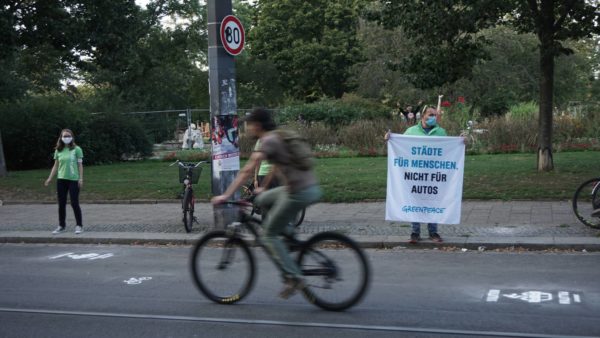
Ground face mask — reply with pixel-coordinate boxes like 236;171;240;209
62;137;73;144
425;116;437;127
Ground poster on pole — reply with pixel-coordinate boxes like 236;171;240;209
211;115;240;172
386;134;465;224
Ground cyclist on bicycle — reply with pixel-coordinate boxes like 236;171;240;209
211;108;322;299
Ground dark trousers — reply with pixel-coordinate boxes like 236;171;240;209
57;179;82;228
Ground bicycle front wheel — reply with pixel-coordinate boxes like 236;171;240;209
298;232;370;311
190;230;255;304
182;188;194;233
572;177;600;229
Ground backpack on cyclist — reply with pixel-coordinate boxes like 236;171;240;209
273;129;314;171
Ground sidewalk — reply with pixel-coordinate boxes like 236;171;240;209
1;200;599;250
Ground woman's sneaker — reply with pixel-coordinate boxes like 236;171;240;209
52;227;65;234
75;226;83;234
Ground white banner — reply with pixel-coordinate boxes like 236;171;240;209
386;134;465;224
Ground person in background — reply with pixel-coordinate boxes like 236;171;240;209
385;105;447;244
45;129;84;235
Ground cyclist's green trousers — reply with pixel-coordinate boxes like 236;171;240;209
255;185;321;279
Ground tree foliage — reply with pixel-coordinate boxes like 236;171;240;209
250;0;364;100
377;0;600;171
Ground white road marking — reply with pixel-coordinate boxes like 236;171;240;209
558;292;570;305
486;289;500;302
488;290;583;305
0;307;596;338
49;253;74;259
49;252;113;261
123;277;152;285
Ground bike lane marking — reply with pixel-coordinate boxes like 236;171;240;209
486;289;583;305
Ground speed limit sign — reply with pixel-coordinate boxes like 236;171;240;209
220;15;245;56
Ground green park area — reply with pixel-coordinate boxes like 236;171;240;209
0;1;599;202
0;151;598;203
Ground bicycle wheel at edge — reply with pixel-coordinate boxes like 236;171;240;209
182;188;194;233
572;177;600;229
190;230;256;304
297;231;370;311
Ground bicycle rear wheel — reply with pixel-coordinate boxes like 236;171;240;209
297;232;370;311
182;188;194;233
572;177;600;229
190;230;255;304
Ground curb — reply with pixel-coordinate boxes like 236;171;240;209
1;233;599;251
0;199;573;205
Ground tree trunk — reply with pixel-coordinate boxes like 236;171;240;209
537;0;555;172
0;130;7;177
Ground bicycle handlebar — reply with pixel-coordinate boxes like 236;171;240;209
170;160;209;168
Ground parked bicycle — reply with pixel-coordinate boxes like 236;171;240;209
572;177;600;229
171;160;209;233
189;199;370;311
240;182;306;228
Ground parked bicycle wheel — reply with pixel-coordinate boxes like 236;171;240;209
572;177;600;229
182;188;194;233
297;231;370;311
190;230;256;304
291;208;306;227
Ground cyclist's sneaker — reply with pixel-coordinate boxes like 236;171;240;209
52;227;65;234
75;226;83;234
279;277;305;299
429;233;443;243
409;233;421;244
591;208;600;217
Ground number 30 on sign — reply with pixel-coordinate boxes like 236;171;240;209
220;15;245;56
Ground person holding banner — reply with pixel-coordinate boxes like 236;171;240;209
385;105;447;243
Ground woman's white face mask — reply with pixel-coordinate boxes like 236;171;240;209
62;136;73;144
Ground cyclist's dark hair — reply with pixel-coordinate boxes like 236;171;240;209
55;129;77;151
245;108;276;131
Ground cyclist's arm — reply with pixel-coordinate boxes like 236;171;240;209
212;151;264;203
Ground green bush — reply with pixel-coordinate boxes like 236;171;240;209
82;113;153;165
0;95;88;170
507;101;538;120
280;95;389;127
338;119;390;154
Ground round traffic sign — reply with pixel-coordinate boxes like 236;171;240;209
220;15;245;56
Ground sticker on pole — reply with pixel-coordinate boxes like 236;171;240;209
220;15;245;56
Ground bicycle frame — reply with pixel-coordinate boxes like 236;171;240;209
221;202;335;278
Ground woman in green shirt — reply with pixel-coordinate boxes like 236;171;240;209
44;129;84;234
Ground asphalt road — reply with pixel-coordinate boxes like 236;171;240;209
0;243;599;338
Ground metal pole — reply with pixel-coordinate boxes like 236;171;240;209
207;0;240;228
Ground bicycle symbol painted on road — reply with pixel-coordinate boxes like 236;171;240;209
123;277;152;285
486;289;582;305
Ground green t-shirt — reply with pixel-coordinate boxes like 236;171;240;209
53;146;83;180
404;123;448;136
254;140;272;176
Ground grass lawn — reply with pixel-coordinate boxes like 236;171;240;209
0;151;598;202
